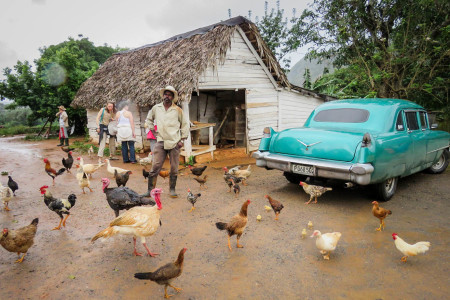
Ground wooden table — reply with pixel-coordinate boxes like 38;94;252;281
180;122;216;158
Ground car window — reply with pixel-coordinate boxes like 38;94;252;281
396;112;405;131
405;111;419;131
419;111;428;129
313;108;369;123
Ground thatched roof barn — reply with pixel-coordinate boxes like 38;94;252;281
71;16;330;157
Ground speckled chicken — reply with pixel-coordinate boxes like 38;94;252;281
187;189;201;212
39;185;76;230
299;181;332;204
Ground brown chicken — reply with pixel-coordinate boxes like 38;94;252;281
216;199;251;251
223;167;242;192
159;169;170;182
43;158;66;185
230;178;240;198
114;169;132;187
299;181;332;204
134;248;187;299
193;175;208;189
188;165;207;177
0;218;38;263
265;195;284;220
372;201;392;231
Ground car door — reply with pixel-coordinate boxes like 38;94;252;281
405;110;427;172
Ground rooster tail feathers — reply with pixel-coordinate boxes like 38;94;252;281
216;222;227;231
414;241;431;253
31;218;39;226
134;272;155;280
91;226;116;243
57;168;66;176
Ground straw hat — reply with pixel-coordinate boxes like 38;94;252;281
159;86;179;102
58;105;66;110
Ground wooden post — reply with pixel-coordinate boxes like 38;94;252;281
209;126;214;159
181;100;192;157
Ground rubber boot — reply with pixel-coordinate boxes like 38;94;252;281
57;138;64;146
141;175;158;197
64;138;69;146
169;175;178;198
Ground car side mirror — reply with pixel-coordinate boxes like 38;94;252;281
431;123;438;129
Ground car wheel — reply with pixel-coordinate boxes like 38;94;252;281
375;177;398;201
283;172;307;184
426;149;449;174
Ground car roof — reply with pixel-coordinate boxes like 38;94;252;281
320;98;424;110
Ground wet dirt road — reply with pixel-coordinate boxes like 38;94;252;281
0;136;449;299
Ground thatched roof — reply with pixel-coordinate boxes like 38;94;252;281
71;16;291;109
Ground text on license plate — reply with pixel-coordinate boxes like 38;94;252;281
292;164;315;175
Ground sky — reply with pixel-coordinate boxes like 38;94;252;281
0;0;311;79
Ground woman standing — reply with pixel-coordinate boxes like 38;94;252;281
96;101;118;163
116;100;137;163
56;105;69;146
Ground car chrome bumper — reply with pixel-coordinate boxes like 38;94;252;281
252;151;374;185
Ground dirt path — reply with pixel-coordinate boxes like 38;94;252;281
0;136;449;299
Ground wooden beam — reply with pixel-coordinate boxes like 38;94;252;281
181;100;192;157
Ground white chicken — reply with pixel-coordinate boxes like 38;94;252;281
228;165;251;185
311;230;342;260
75;164;93;194
0;182;13;211
91;188;163;257
137;152;153;166
105;158;130;176
392;233;430;262
77;157;104;177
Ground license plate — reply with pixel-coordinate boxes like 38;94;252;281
292;164;315;175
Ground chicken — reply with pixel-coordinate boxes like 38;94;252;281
87;145;94;158
76;164;93;194
62;151;74;174
135;248;187;299
61;146;75;153
7;176;18;196
222;167;243;192
216;199;251;251
77;157;104;177
137;152;153;166
39;185;77;230
372;201;392;231
301;229;307;239
115;169;132;187
299;181;332;204
256;215;262;221
311;230;342;260
105;158;130;176
43;158;66;185
101;177;155;217
264;205;272;212
188;165;207;177
143;168;150;181
308;221;313;229
0;218;38;263
264;195;284;220
392;233;431;262
1;182;13;211
228;165;251;185
187;189;201;212
193;175;208;190
91;188;162;257
159;169;170;182
230;178;240;198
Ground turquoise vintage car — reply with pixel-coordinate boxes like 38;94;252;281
252;99;449;200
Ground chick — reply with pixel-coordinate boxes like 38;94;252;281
308;221;313;229
264;205;272;212
256;215;262;222
301;228;307;239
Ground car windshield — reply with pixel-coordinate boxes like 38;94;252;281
313;108;370;123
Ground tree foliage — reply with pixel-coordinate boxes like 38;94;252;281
0;37;125;134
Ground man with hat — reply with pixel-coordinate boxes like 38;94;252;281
142;86;189;198
56;105;69;146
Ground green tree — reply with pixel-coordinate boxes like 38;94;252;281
302;68;312;89
0;37;125;135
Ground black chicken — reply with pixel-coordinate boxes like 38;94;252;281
101;177;155;217
39;185;76;230
142;168;149;181
188;165;207;177
7;176;18;196
62;151;74;174
114;169;132;187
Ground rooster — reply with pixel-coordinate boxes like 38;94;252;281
216;199;251;251
7;176;18;196
392;233;430;262
0;218;39;263
299;181;332;204
264;195;284;220
134;248;187;299
193;175;208;190
43;158;66;185
114;169;132;187
188;165;207;177
101;177;155;217
228;165;251;185
372;201;392;231
76;165;93;194
39;185;76;230
62;151;74;174
311;230;342;260
0;182;13;211
187;189;201;212
91;188;163;257
159;169;170;182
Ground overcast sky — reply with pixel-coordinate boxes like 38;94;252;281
0;0;311;79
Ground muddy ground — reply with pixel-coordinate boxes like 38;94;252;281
0;136;449;300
